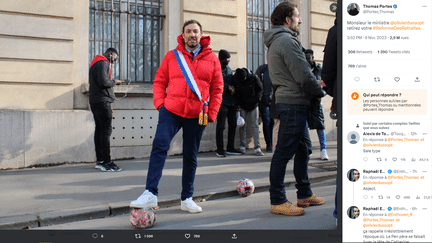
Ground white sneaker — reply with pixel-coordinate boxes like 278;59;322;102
239;146;246;154
181;197;202;213
254;148;264;156
320;149;329;160
130;190;158;208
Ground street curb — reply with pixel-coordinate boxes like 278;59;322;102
0;214;39;230
38;205;111;227
0;173;336;229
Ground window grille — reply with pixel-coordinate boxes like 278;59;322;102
247;0;283;72
89;0;165;82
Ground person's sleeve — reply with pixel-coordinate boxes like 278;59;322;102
321;26;337;88
316;65;322;81
254;75;263;101
95;62;116;88
232;75;241;102
153;52;171;110
222;74;230;95
254;66;263;81
283;39;325;98
208;58;224;122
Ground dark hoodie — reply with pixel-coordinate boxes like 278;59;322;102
233;68;263;111
89;55;116;103
263;25;325;106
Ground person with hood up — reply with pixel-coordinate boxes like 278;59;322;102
89;47;123;172
264;2;326;216
233;68;264;156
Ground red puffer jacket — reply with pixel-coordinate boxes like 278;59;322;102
153;34;223;122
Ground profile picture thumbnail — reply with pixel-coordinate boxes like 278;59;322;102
347;3;360;16
347;206;360;219
347;169;360;182
347;131;360;144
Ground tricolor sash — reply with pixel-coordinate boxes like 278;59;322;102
173;49;209;126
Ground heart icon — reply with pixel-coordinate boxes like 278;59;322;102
394;77;400;82
185;234;191;239
392;157;397;162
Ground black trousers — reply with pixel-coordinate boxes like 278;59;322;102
216;104;237;151
90;101;113;163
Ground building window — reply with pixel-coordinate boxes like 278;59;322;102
89;0;164;82
246;0;283;72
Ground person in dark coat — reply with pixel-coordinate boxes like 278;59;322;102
255;64;274;152
233;68;264;156
321;18;337;120
304;49;329;160
321;17;338;220
89;47;123;172
215;49;243;157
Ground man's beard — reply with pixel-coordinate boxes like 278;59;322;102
187;43;198;49
290;26;300;36
187;38;198;49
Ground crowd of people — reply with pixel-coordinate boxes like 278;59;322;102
215;48;329;159
89;2;336;218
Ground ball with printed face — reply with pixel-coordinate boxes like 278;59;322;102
130;208;156;229
237;178;255;197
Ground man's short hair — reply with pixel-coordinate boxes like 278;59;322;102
182;19;202;33
105;47;118;56
270;2;298;26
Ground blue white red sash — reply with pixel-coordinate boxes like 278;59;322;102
173;49;209;125
173;49;202;102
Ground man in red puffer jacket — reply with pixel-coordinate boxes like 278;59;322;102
130;20;223;214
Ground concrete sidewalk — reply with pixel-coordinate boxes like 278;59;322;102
0;141;337;229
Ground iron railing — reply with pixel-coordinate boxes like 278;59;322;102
246;0;283;72
89;0;165;82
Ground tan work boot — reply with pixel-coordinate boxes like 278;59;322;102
297;194;325;208
270;201;305;216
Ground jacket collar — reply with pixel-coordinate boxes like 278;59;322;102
176;34;211;55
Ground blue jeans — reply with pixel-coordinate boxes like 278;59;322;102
146;106;205;200
259;103;274;149
269;104;313;205
316;129;327;151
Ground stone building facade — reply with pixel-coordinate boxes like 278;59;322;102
0;0;336;169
